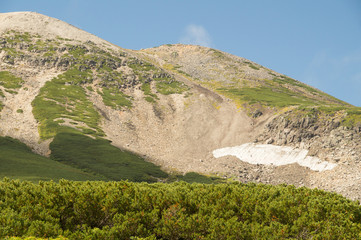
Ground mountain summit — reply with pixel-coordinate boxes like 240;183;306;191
0;11;111;44
0;12;360;199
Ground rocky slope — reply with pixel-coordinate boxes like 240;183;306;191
1;12;361;199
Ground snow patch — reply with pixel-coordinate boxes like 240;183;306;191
213;143;337;172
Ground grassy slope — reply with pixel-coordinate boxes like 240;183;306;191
0;136;102;181
32;68;105;139
170;172;223;184
0;71;25;111
49;132;168;182
0;135;214;184
0;71;24;89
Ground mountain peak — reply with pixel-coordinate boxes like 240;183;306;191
0;11;108;45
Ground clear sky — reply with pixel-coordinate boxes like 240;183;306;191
1;0;360;106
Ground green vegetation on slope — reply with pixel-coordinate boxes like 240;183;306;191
217;86;322;108
0;71;24;89
170;172;223;184
342;108;361;128
245;61;260;70
0;136;102;182
214;74;349;110
50;132;168;182
16;30;190;139
155;80;189;95
97;87;132;109
153;46;361;125
1;180;361;239
128;58;188;96
0;89;3;111
32;68;104;139
141;82;159;103
6;237;67;240
5;31;32;43
3;30;189;116
0;135;214;184
0;71;24;111
217;83;361;127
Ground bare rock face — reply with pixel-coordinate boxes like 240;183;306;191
256;112;361;165
0;12;361;201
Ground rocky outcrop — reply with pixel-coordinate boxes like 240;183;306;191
255;111;361;164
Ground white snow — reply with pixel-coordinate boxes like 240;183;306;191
213;143;337;172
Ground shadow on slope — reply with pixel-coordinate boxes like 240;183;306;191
0;136;102;181
50;132;168;182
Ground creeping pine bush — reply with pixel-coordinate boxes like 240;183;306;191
1;180;361;239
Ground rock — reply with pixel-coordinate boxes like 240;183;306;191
252;109;263;118
266;138;274;144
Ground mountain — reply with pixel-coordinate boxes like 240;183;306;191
0;12;360;199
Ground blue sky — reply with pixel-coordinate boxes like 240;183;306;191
2;0;361;106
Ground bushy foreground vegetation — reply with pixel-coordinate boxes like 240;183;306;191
1;179;361;239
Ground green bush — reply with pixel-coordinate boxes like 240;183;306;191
0;180;361;239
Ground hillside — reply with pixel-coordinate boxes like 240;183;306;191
0;12;360;199
0;136;102;181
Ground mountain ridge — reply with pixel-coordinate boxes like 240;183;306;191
0;11;117;48
0;12;361;200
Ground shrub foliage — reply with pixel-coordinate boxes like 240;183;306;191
1;180;361;239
